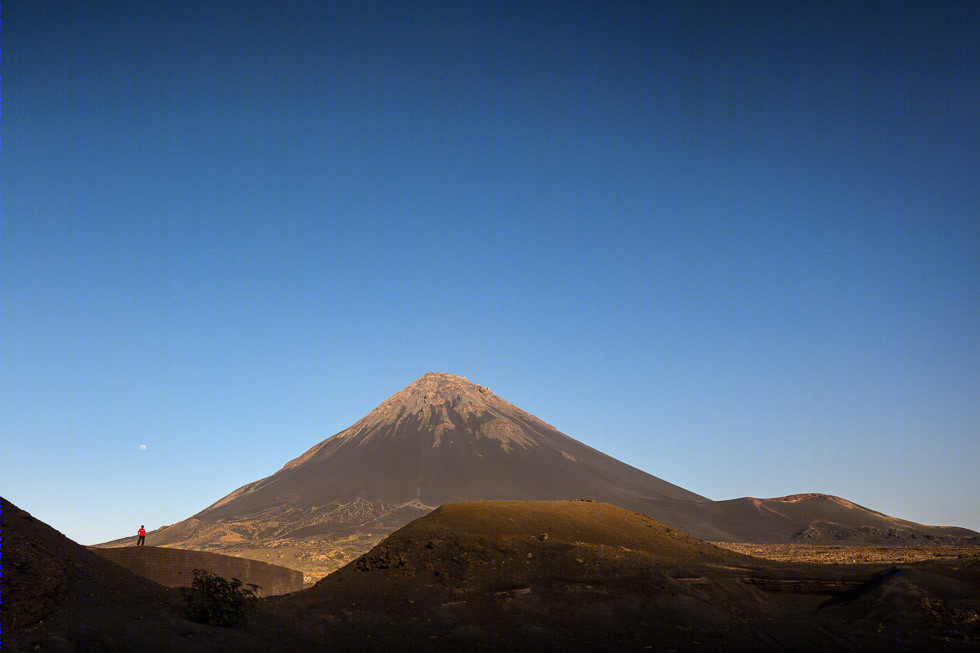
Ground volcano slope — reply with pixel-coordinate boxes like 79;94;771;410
281;500;980;652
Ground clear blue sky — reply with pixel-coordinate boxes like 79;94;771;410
4;1;977;544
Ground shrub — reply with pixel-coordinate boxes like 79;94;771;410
178;568;260;627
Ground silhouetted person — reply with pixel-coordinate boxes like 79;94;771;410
137;525;146;546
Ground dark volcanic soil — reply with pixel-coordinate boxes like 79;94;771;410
3;497;293;652
278;500;980;652
8;496;980;652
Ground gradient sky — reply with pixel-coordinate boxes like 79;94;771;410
5;1;978;545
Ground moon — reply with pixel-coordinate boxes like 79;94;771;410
140;444;147;450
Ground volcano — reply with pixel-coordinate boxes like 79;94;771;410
202;371;705;516
97;372;976;573
99;373;703;571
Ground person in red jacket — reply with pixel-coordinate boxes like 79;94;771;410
137;525;146;547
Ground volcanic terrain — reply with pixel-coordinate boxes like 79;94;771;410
4;497;281;652
283;500;980;651
95;373;978;575
9;496;980;652
98;372;706;572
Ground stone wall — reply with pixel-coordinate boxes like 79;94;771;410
91;546;303;597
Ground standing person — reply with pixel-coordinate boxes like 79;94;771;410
137;525;146;546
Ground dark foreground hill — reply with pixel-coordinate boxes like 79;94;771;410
4;498;166;636
6;497;980;652
280;500;980;652
2;497;280;652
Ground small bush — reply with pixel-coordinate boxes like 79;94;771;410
178;568;260;627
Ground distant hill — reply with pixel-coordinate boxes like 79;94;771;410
638;493;979;544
